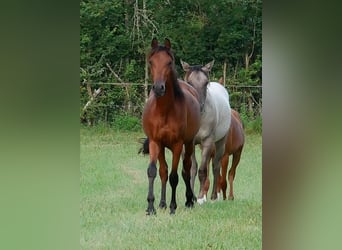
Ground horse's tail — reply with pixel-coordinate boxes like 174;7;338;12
138;137;149;155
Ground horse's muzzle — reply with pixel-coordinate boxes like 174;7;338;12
152;81;165;97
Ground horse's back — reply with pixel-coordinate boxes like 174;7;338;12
206;82;231;141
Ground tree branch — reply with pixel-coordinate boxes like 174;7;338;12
81;87;102;115
106;63;124;83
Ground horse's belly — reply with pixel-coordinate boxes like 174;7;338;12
195;106;231;143
214;125;230;141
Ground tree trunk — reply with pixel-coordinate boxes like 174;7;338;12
248;91;254;117
233;61;239;79
245;53;250;70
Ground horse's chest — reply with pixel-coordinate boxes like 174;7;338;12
195;126;210;141
157;121;184;142
143;105;186;144
195;113;215;139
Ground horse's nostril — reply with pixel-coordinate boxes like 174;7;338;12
161;85;165;91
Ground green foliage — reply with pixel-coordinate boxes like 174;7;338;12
236;101;262;134
250;115;262;134
123;60;137;80
112;114;141;131
236;56;262;86
80;0;262;132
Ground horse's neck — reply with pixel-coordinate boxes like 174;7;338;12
156;77;180;111
192;84;207;112
169;71;185;96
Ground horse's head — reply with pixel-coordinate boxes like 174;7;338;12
181;59;215;110
148;38;175;97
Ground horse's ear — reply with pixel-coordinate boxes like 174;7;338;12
180;59;190;72
164;38;171;49
202;60;215;73
151;38;158;48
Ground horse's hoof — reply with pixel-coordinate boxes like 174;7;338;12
197;194;207;205
210;193;218;201
185;200;194;208
159;201;167;209
146;207;156;215
228;196;234;201
169;203;177;214
210;197;218;203
169;208;176;215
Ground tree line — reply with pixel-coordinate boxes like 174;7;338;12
80;0;262;130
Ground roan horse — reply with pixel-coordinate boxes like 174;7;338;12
142;38;201;215
203;108;245;200
180;60;231;204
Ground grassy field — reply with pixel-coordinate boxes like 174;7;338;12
80;127;262;249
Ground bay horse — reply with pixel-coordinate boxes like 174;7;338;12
203;108;245;200
180;60;231;204
142;38;201;215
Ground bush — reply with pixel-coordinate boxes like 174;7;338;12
249;115;262;134
241;114;262;134
112;114;141;131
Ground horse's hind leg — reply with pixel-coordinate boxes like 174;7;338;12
211;135;227;201
183;142;196;208
228;148;242;200
220;153;229;200
158;148;168;209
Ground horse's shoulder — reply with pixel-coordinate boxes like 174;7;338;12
208;82;230;102
209;81;227;92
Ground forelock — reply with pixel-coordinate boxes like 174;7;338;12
188;69;209;85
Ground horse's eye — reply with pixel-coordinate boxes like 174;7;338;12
167;61;172;67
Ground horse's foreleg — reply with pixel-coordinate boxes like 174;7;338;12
203;160;210;197
146;140;160;215
211;135;227;201
190;149;198;201
197;140;213;204
158;148;168;209
203;145;215;198
228;148;242;200
183;142;196;208
169;143;183;214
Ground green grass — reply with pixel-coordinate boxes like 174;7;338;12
80;127;262;249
